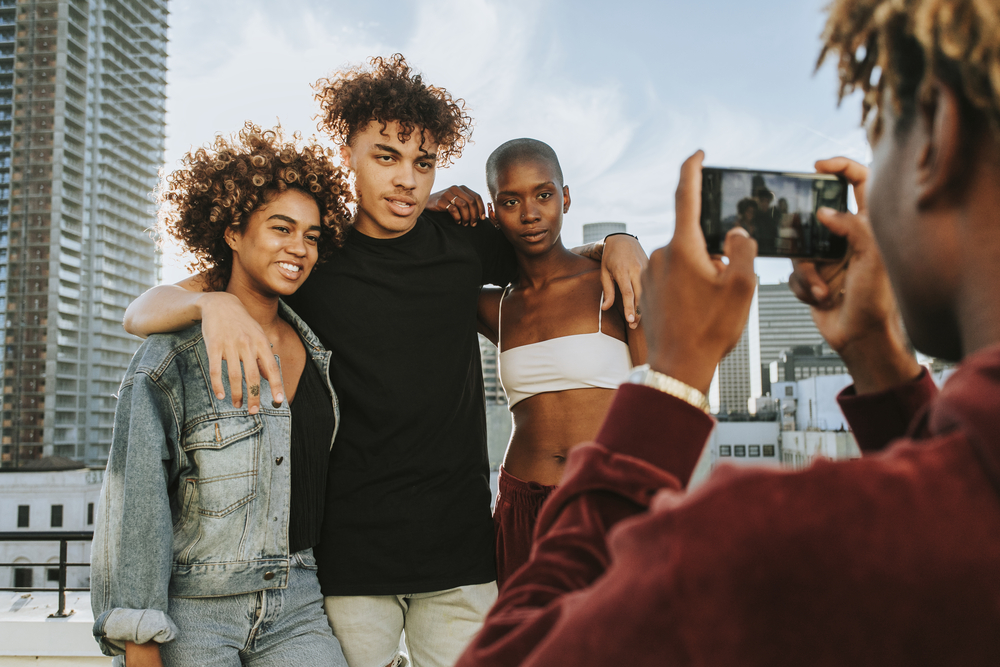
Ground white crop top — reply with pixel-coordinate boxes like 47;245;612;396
497;286;633;409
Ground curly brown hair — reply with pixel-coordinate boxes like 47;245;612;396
818;0;1000;141
313;53;473;167
158;122;353;291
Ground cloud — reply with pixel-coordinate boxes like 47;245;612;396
160;0;871;284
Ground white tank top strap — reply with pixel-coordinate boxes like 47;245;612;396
598;290;604;333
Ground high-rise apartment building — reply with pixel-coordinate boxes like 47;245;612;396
582;222;626;244
717;319;751;414
757;283;824;367
0;0;167;468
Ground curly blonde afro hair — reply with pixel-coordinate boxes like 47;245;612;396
159;122;353;290
818;0;1000;140
313;54;473;167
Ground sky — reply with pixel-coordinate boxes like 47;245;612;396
159;0;871;284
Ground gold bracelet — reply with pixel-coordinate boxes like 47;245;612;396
627;364;711;414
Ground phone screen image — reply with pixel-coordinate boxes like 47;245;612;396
700;168;849;259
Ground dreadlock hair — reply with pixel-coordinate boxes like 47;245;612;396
818;0;1000;140
313;54;473;167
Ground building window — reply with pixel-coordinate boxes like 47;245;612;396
763;445;776;457
749;445;761;457
87;502;94;525
14;568;33;589
17;505;29;528
719;445;731;457
47;568;59;582
784;386;793;396
50;504;63;528
734;445;746;457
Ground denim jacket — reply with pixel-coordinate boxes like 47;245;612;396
91;301;339;657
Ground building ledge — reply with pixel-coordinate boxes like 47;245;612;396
1;591;110;664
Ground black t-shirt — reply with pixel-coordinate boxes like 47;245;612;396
285;210;516;595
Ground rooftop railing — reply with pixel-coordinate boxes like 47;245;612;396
0;530;92;618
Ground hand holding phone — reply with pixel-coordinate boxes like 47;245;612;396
700;167;849;259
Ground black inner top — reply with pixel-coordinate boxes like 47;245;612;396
286;210;516;595
288;349;335;554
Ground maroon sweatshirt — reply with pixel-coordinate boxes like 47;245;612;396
457;345;1000;666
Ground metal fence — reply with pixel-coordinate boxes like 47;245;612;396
0;530;93;617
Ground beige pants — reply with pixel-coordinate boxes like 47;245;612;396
323;581;498;667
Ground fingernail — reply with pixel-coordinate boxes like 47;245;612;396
811;285;825;300
235;401;242;408
481;213;487;220
275;393;283;403
627;313;634;322
216;392;225;400
249;405;258;415
817;207;835;216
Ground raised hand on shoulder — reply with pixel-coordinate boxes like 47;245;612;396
789;157;921;394
122;274;285;414
426;185;487;226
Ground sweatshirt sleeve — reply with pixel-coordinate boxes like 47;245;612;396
838;368;938;453
455;384;715;667
91;371;181;656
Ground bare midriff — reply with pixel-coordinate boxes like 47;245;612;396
502;387;617;487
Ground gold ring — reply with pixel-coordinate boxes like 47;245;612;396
451;196;459;205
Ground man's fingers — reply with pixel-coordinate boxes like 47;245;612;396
460;185;487;221
672;150;707;247
243;361;262;415
258;348;285;406
208;348;227;401
620;280;639;327
600;267;616;313
816;207;869;247
789;260;829;305
815;157;868;210
722;226;757;282
225;347;244;409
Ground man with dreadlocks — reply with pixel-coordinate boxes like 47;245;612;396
456;1;1000;665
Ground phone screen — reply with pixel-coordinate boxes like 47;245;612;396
700;167;848;259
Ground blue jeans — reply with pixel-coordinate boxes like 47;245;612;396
153;549;347;667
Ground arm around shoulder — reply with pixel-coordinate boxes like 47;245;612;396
123;274;220;338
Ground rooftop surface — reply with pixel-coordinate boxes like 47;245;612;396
1;591;110;665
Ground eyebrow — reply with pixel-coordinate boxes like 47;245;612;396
374;143;437;163
496;181;556;198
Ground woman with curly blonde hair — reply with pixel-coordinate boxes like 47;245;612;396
90;123;352;667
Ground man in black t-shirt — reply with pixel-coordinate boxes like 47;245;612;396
123;54;647;667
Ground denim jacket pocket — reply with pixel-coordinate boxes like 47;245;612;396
181;414;262;517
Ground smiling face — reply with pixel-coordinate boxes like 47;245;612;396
225;188;321;298
340;120;438;239
491;158;571;256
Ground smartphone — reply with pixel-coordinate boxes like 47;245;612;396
700;167;849;259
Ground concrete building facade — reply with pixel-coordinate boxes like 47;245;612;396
0;0;168;468
0;457;101;591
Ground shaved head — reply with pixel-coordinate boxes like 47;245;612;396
486;138;564;198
